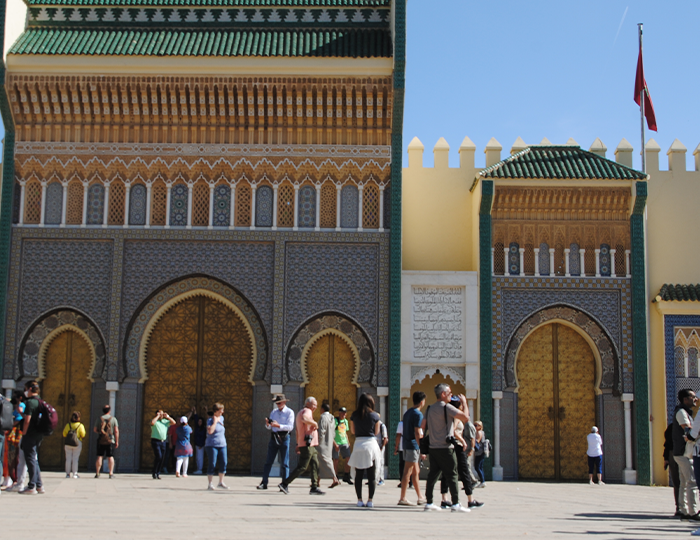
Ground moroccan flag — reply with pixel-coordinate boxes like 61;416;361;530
634;47;657;131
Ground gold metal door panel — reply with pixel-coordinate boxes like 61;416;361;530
200;298;253;473
517;324;555;480
141;296;254;473
304;335;330;424
557;325;596;481
332;337;358;418
40;331;93;470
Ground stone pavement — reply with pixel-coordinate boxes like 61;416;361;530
1;473;691;539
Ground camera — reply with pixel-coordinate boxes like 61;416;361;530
304;434;313;447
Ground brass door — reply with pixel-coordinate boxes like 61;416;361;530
141;296;253;473
40;331;93;470
517;323;596;481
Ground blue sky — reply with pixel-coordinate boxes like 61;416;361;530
2;1;699;172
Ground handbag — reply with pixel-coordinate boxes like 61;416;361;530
64;422;79;447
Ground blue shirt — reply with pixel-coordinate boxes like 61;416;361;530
403;408;424;451
206;416;226;447
268;405;295;433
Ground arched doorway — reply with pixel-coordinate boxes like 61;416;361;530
39;330;94;470
517;323;596;481
304;332;358;423
141;295;254;473
409;370;466;408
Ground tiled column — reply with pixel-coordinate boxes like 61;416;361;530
60;183;68;226
492;391;503;481
534;247;540;276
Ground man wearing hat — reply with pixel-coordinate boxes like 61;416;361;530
257;394;295;490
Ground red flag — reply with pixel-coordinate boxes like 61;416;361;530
634;48;657;131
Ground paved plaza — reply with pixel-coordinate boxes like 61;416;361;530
1;472;689;539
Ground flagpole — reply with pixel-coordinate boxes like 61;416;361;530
638;23;646;173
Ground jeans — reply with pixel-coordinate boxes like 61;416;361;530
206;446;227;475
151;439;166;476
64;441;82;475
284;446;319;488
261;433;290;485
195;446;204;472
355;466;376;500
675;455;699;515
441;445;472;496
426;447;459;505
474;453;486;483
21;436;43;489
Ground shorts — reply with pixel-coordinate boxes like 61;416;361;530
587;455;602;475
404;449;420;463
97;443;114;457
333;443;351;460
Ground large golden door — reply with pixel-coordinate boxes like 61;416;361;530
517;323;596;481
40;331;93;470
305;334;357;423
141;296;253;473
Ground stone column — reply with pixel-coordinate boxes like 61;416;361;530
60;183;68;226
39;183;47;226
595;248;601;277
534;247;540;276
579;249;586;277
106;381;119;415
358;185;364;232
610;249;617;277
250;186;257;230
208;185;215;229
229;185;236;229
491;248;496;275
2;379;16;399
293;185;299;231
18;183;26;226
186;185;193;228
335;185;341;231
564;248;571;276
165;184;171;228
123;184;131;227
519;247;525;277
492;391;503;481
272;185;278;230
102;184;110;228
549;248;555;276
377;387;389;421
622;393;637;484
625;249;631;277
503;247;509;275
315;185;321;231
145;183;152;228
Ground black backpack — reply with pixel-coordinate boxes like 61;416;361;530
0;396;13;432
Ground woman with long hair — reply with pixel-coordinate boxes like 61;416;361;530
205;403;229;490
347;393;381;508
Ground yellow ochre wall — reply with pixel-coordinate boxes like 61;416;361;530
401;136;480;272
645;138;700;487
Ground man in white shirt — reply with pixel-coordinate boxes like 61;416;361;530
673;389;700;521
258;394;295;490
586;426;604;485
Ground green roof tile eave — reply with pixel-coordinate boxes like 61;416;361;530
656;284;700;302
24;0;391;6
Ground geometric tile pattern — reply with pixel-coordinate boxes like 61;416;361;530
340;185;358;228
213;184;231;227
170;184;188;227
86;184;105;225
129;184;147;226
297;185;316;228
255;185;273;227
44;181;63;225
664;315;700;424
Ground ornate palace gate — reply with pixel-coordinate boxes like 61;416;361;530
517;323;596;481
304;333;358;423
39;331;93;470
141;296;253;473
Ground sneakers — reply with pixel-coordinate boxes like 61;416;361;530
476;482;485;488
440;501;452;509
377;480;385;486
309;487;325;495
397;499;415;506
417;498;427;505
278;483;289;494
217;483;230;490
37;486;46;494
66;473;71;478
598;481;605;485
356;500;365;507
257;483;268;490
589;479;594;485
424;503;442;511
366;501;374;508
468;500;484;508
451;503;471;513
207;483;215;491
73;474;80;479
19;487;37;495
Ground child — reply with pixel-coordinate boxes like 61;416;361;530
174;416;193;478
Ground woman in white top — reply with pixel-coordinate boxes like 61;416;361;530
586;426;604;485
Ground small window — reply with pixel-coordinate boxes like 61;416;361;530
44;182;63;225
340;185;358;228
129;184;147;226
297;185;316;228
255;185;273;227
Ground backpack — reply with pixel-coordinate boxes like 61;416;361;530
64;422;79;447
0;396;13;432
98;417;113;445
36;399;58;436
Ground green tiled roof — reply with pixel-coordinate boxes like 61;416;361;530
480;145;648;181
10;27;391;56
656;284;700;302
24;0;389;5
